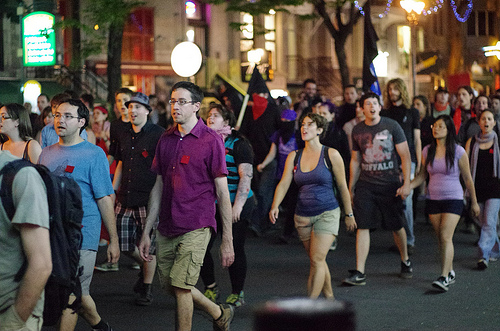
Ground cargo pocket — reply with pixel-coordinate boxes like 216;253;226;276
185;249;205;286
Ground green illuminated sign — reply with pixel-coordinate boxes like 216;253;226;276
23;11;56;67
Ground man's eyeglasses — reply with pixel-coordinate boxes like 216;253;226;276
54;113;80;120
168;99;196;106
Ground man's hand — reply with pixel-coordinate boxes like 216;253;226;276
107;241;120;264
138;235;153;262
220;238;234;268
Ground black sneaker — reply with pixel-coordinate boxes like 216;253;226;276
342;270;366;286
400;260;413;279
432;276;449;292
478;259;488;270
448;270;456;284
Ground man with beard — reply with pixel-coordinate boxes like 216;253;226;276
381;78;421;255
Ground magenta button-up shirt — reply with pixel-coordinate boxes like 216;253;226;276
152;118;228;237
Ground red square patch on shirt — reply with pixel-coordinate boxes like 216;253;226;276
65;165;75;173
181;155;190;164
142;150;149;158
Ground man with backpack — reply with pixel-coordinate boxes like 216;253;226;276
0;151;52;330
39;99;119;331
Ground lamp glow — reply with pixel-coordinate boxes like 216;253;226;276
171;42;203;77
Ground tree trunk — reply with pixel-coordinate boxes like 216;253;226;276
334;37;350;89
107;23;124;104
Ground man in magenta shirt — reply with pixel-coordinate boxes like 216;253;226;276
139;81;235;330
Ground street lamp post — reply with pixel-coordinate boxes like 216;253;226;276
401;0;425;97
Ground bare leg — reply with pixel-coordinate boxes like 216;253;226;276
58;295;78;331
429;213;460;277
356;229;370;274
124;249;157;284
392;227;409;262
174;287;194;331
304;232;335;299
192;286;223;319
58;295;101;331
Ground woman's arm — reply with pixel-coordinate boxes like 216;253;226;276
464;137;472;156
269;151;296;224
232;163;253;222
410;153;428;190
27;140;42;164
459;152;480;217
328;148;356;231
257;143;277;172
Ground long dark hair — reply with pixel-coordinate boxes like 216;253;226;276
3;103;33;141
426;115;457;171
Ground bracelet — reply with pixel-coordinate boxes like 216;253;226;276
345;213;354;218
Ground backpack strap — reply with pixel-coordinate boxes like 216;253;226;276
293;149;303;171
323;146;332;170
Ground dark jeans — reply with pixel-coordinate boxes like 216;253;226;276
200;196;256;294
250;160;277;232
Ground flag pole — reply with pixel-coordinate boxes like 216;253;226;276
235;94;250;130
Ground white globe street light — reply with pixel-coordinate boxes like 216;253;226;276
171;41;203;78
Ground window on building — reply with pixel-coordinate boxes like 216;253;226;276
467;10;496;37
477;11;486;36
488;12;495;37
122;8;154;61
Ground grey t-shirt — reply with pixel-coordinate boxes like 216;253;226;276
352;117;407;188
0;151;49;316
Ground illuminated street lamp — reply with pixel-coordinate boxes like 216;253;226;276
483;41;500;60
401;0;425;97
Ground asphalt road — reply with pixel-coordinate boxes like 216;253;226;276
43;202;500;330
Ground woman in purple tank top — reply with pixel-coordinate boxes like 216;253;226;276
270;113;355;299
411;115;479;292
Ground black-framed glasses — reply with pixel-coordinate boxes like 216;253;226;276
54;113;80;120
0;115;12;121
168;99;196;106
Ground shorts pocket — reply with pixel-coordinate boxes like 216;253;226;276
185;249;205;286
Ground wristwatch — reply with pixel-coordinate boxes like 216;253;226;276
345;213;354;218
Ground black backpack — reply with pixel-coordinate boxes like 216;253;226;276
293;146;343;209
0;159;84;326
